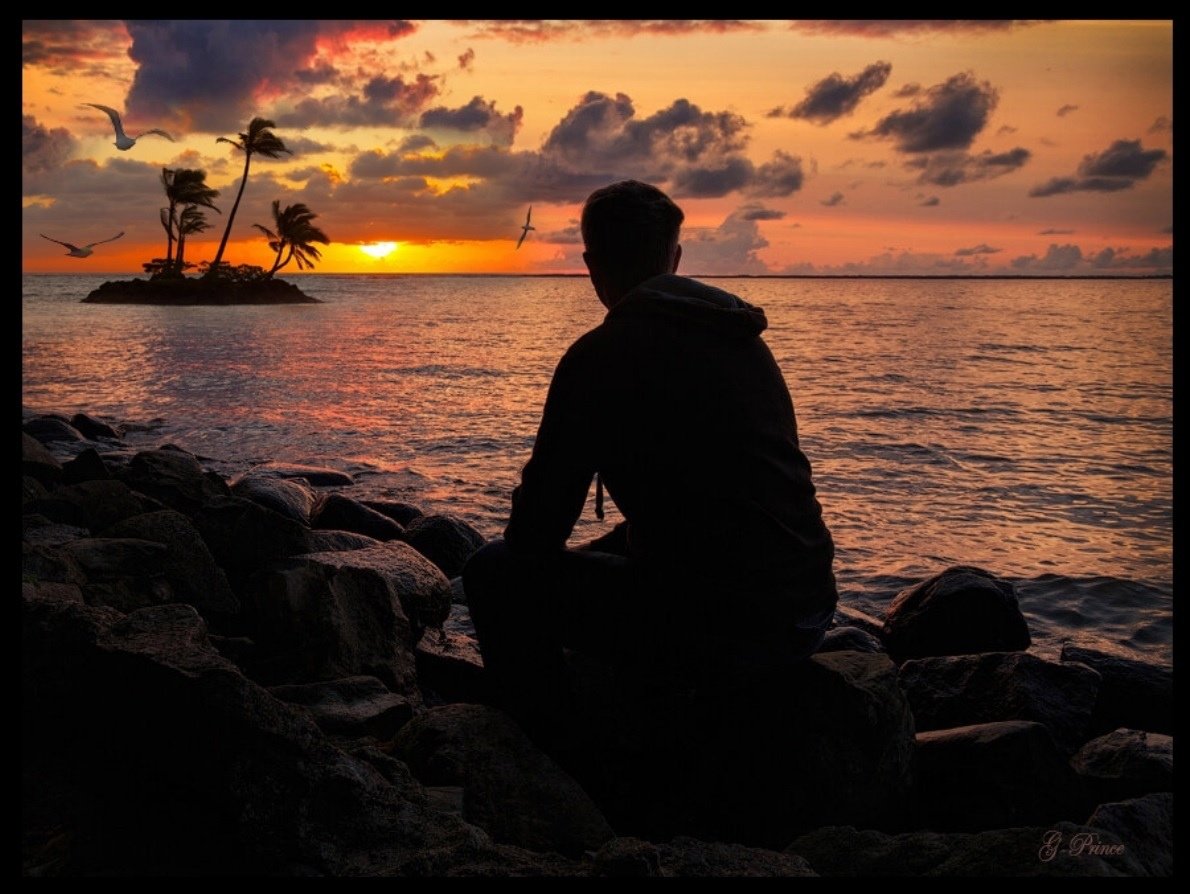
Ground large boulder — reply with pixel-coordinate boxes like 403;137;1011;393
313;493;406;541
192;495;313;589
29;479;163;531
1085;793;1172;877
268;676;413;740
242;461;354;486
591;837;816;878
22;476;48;510
58;538;175;612
362;499;424;527
231;475;319;526
22;516;89;550
817;625;884;654
899;651;1101;754
882;565;1030;661
394;704;614;857
402;514;486;578
117;449;230;516
1070;729;1173;808
69;413;120;440
60;448;112;485
913;721;1083;831
305;529;382;552
415;604;491;705
23;415;85;444
1060;645;1172;735
22;432;63;485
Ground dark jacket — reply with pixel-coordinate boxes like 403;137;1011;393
505;273;837;643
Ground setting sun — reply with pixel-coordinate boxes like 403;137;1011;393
359;241;397;259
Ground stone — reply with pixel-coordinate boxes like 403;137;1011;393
313;493;405;541
118;449;231;516
231;475;319;525
592;838;662;877
415;604;491;705
58;537;175;612
29;479;163;531
22;432;62;485
655;837;816;878
1060;645;1172;735
394;703;615;857
192;495;313;589
268;676;413;740
243;461;354;486
1085;792;1172;876
817;625;884;654
899;651;1101;754
69;413;120;440
23;415;85;444
22;516;90;549
305;529;382;552
882;565;1031;661
60;448;112;485
831;602;884;637
362;499;424;526
1070;729;1173;807
22;475;48;509
402;514;487;578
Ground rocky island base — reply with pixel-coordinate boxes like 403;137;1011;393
82;276;321;305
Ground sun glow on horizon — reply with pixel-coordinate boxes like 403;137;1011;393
359;242;398;259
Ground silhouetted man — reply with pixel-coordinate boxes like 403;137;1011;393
464;180;836;751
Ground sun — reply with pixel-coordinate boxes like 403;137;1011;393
359;241;398;259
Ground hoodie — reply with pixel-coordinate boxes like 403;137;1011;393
505;273;837;641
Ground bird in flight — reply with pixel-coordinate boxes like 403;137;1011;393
40;231;125;258
516;206;535;249
81;103;175;151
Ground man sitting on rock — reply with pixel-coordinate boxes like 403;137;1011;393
464;180;837;757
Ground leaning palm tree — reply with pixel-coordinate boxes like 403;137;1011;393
208;118;291;275
159;168;220;267
253;200;330;277
175;205;214;271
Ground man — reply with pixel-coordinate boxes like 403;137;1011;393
464;180;836;749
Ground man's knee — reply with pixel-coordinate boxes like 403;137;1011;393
462;538;512;615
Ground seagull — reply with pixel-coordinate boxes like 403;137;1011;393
516;206;535;249
81;103;175;151
40;231;125;258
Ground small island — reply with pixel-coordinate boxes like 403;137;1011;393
82;118;327;306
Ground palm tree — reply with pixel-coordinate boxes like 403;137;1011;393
159;168;220;267
209;118;291;274
253;200;330;277
175;205;214;271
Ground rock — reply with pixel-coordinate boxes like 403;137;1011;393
899;651;1101;754
243;542;451;694
23;578;85;605
22;475;48;509
655;837;816;877
362;499;424;526
817;625;884;654
268;676;414;740
22;516;90;549
60;448;112;485
30;479;164;533
69;413;120;440
403;514;487;578
118;449;231;516
22;540;86;589
101;510;239;620
882;565;1031;661
81;276;323;306
415;604;491;705
305;529;382;552
22;432;62;485
1060;645;1172;735
244;461;354;486
914;721;1083;830
192;495;313;589
313;493;405;541
1086;792;1172;876
231;475;319;525
831;602;884;637
592;838;662;877
58;538;175;612
23;415;85;444
394;704;615;857
1071;729;1173;807
450;575;467;605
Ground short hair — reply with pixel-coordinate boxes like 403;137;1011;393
581;180;684;280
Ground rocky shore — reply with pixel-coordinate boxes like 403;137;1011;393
22;409;1173;877
81;276;320;305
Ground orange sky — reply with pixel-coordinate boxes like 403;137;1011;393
22;20;1173;275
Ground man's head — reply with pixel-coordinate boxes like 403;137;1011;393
581;180;684;309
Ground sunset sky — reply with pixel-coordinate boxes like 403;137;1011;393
22;20;1173;275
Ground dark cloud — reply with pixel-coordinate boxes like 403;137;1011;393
420;96;524;147
456;20;764;42
681;209;772;274
919;196;940;206
768;61;891;124
821;192;845;207
893;83;921;98
1028;138;1168;197
1011;243;1083;270
789;20;1038;38
458;48;475;70
1038;227;1074;234
397;134;438;153
670;157;754;198
540;223;582;244
857;71;998;152
23;115;77;176
285;135;336;155
279;73;440;128
997;125;1018;135
955;243;1002;256
1056;104;1079;117
293;62;339;85
748;151;806;197
1028;177;1128;197
22;20;129;72
904;146;1030;187
737;204;786;221
1148;116;1171;133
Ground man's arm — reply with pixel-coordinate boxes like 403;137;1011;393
504;344;599;552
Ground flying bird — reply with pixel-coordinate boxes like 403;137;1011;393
81;103;175;151
516;206;535;249
40;231;125;258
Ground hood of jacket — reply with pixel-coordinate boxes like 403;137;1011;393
606;273;768;338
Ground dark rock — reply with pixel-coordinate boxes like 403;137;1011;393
69;413;120;440
243;542;451;694
817;625;885;654
81;276;322;305
60;448;112;485
23;578;85;605
882;565;1031;661
305;529;382;552
450;575;467;605
899;651;1101;754
22;432;62;485
1071;729;1173;807
22;516;89;549
58;538;174;612
394;703;615;857
31;479;164;533
362;499;424;526
313;493;405;541
208;634;259;670
656;837;816;878
231;474;319;525
118;449;231;516
1086;792;1172;877
192;495;313;588
914;721;1083;831
268;676;413;740
831;602;884;637
415;604;491;705
244;461;354;486
22;476;48;510
1060;645;1172;735
347;745;422;793
101;510;239;620
22;540;86;589
403;514;487;578
593;838;662;877
23;415;85;444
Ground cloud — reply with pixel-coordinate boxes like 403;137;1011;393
789;20;1040;38
279;73;440;129
396;134;438;153
893;83;921;98
1011;243;1083;270
455;20;764;42
293;62;339;85
821;192;845;206
781;248;999;275
420;96;524;147
997;125;1018;135
285;135;336;156
681;209;772;274
22;20;130;73
458;47;475;70
768;61;891;124
955;243;1002;256
23;115;77;175
919;196;940;206
1148;116;1171;133
1056;104;1079;117
1028;138;1168;196
904;146;1031;186
857;71;998;152
540;222;582;244
737;204;786;221
1038;227;1074;234
1009;242;1172;274
670;157;753;198
748;151;806;197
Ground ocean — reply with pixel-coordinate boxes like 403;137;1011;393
22;273;1172;664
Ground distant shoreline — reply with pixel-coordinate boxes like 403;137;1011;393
23;272;1174;281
